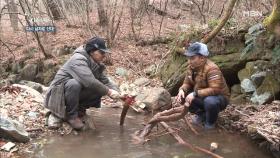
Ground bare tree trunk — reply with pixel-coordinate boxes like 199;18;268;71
6;0;19;31
19;0;51;58
95;0;108;27
46;0;62;20
201;0;237;44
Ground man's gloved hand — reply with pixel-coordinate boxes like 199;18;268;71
108;89;121;99
176;89;185;104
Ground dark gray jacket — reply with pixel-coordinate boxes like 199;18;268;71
44;45;118;117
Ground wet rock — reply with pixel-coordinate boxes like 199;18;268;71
19;80;43;93
20;64;38;81
135;87;172;112
0;116;30;143
251;71;266;87
133;78;150;86
241;79;256;93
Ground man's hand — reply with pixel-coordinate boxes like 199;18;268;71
108;89;121;99
176;89;185;104
186;92;195;105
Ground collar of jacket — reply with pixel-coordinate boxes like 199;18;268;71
76;45;106;72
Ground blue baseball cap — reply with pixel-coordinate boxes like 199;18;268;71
184;42;209;57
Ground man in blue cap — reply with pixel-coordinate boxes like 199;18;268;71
176;42;230;129
45;37;120;130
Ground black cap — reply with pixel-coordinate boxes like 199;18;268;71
85;37;110;54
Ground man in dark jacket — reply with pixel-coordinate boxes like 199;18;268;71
176;42;230;129
45;37;120;130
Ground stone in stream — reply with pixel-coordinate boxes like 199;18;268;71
135;87;172;112
0;116;30;143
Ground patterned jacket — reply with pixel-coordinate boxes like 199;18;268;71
180;59;230;101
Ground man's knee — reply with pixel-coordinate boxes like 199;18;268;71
203;96;219;111
65;79;82;92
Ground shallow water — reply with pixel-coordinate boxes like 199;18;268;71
35;107;273;158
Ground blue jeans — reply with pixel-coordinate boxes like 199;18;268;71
189;95;228;125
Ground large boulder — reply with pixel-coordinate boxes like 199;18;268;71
0;116;30;143
237;60;269;82
135;87;172;112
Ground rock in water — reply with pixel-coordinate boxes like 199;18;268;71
0;116;30;143
136;87;172;112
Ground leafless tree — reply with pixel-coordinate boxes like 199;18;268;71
95;0;109;27
19;0;51;58
6;0;19;31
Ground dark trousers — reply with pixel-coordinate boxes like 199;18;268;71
189;95;228;124
64;79;102;119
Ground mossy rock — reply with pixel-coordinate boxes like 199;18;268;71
237;60;270;82
211;52;248;80
160;53;188;95
256;72;280;96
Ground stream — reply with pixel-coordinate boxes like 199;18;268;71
33;106;273;158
